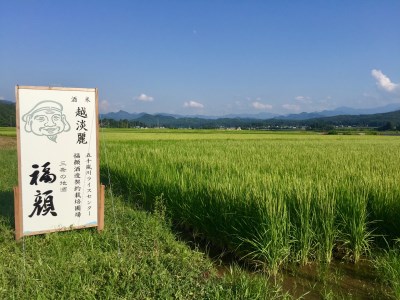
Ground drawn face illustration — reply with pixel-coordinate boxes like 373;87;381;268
30;109;65;136
22;101;71;142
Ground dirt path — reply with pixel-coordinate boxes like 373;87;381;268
0;136;16;149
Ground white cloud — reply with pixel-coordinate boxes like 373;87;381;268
252;101;273;110
295;96;312;103
371;69;398;92
0;96;5;100
184;100;204;108
282;104;301;111
135;93;154;102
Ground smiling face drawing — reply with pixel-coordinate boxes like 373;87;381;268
22;101;70;142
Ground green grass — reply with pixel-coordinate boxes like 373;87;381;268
0;134;289;299
0;127;16;137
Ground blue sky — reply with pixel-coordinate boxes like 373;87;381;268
1;1;399;115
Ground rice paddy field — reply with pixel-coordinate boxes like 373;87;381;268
103;129;400;259
1;127;400;298
101;128;400;297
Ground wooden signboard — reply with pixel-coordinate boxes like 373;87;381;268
15;86;104;240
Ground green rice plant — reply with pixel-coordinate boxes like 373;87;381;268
366;176;400;243
373;240;400;299
100;130;400;271
312;184;337;264
336;181;374;262
238;192;291;276
287;179;315;265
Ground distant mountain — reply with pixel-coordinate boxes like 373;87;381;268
2;97;398;129
0;99;15;105
221;112;278;119
101;103;400;122
100;111;279;120
307;109;400;128
99;108;400;129
276;112;327;120
330;103;400;115
100;110;146;120
278;103;400;120
100;110;297;121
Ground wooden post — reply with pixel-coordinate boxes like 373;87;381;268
14;186;22;240
97;184;105;232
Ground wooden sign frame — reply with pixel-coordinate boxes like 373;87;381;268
15;86;104;240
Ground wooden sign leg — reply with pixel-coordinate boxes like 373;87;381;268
14;186;23;240
97;184;105;232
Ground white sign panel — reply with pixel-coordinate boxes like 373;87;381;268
16;86;101;237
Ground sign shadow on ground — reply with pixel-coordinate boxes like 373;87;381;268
0;190;15;228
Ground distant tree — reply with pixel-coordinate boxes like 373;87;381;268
0;102;16;127
378;121;394;131
308;121;334;131
99;118;147;128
